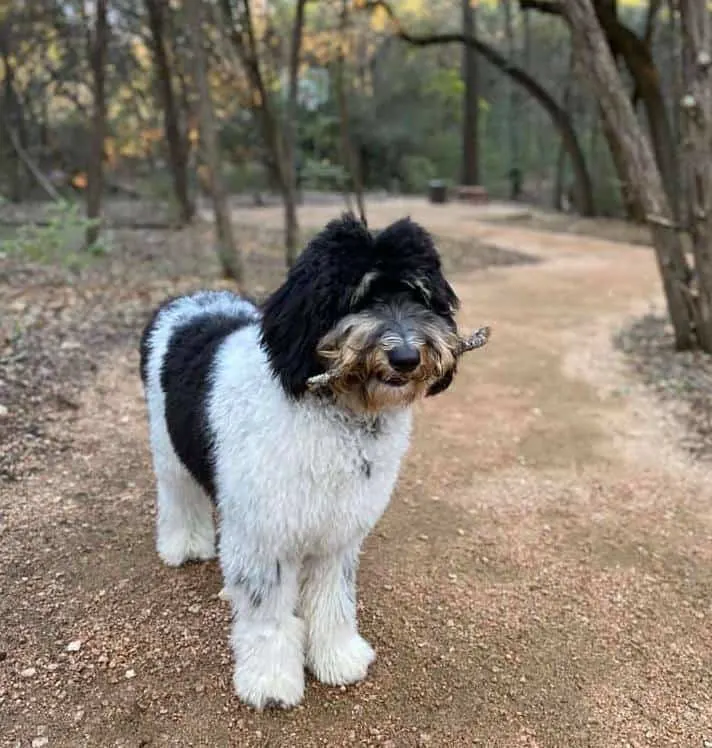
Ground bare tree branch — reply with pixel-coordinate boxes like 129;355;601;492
358;0;595;215
1;118;63;201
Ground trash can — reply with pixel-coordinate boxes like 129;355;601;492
428;179;448;204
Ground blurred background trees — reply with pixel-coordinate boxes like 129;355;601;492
1;0;710;349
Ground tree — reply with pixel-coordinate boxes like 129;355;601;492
185;0;244;283
86;0;108;248
521;0;679;218
0;18;28;203
335;0;367;220
284;0;309;266
145;0;194;225
461;0;480;186
678;0;712;350
562;0;702;350
219;0;308;267
502;0;520;198
359;0;595;216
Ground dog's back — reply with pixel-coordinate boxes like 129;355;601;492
140;291;260;498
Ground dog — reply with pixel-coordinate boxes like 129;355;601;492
139;214;464;709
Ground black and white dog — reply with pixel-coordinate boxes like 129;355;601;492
139;214;469;709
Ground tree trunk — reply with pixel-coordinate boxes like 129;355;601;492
668;0;683;207
598;104;646;221
337;0;367;222
679;0;712;351
283;0;308;267
523;7;533;168
0;31;25;203
362;1;595;215
185;0;244;283
503;0;520;197
145;0;194;224
86;0;108;248
219;0;296;263
563;0;694;349
461;0;480;185
553;50;574;209
593;4;681;221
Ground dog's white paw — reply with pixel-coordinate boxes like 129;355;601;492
233;661;305;710
232;616;306;709
157;531;216;567
308;632;375;686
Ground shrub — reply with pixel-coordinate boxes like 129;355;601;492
0;201;110;268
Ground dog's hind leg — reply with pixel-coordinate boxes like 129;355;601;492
154;457;216;567
300;546;375;686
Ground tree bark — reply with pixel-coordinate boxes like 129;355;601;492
360;0;595;216
598;104;646;221
0;28;26;202
145;0;194;224
185;0;244;283
86;0;108;248
553;50;574;210
563;0;695;349
336;0;367;222
679;0;712;351
461;0;480;186
503;0;521;197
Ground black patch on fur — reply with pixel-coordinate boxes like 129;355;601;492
361;458;372;478
228;565;284;610
139;295;180;385
161;309;254;498
260;213;459;397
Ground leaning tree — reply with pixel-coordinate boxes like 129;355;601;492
563;0;712;352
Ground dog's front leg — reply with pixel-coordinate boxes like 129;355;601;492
300;547;375;686
225;557;305;710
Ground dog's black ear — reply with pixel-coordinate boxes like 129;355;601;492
373;217;459;320
260;213;374;397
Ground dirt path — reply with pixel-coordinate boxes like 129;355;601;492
2;201;711;748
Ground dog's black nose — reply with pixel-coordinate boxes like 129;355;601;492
387;345;421;372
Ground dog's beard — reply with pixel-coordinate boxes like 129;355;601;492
315;308;458;414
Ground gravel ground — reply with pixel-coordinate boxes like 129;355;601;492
615;313;712;461
2;201;711;748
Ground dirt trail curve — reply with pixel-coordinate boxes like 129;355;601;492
1;200;711;748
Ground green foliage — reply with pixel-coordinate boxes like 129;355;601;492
299;158;348;191
222;161;270;194
400;154;437;193
0;202;110;268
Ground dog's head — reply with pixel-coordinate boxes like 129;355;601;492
260;213;460;413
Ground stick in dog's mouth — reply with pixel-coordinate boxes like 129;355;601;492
305;325;492;392
454;325;491;355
